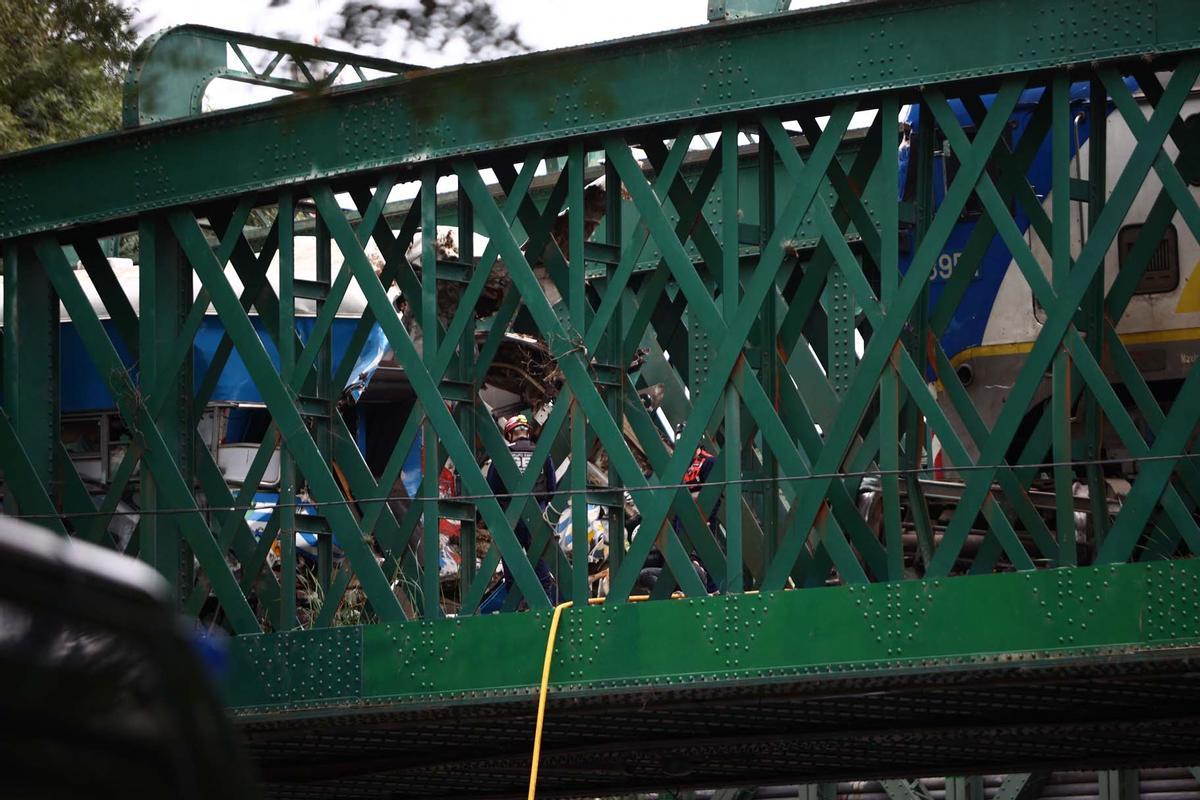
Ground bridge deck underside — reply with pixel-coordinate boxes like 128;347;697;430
225;560;1200;798
243;652;1200;799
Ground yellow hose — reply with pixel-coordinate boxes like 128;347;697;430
528;600;573;800
527;585;735;795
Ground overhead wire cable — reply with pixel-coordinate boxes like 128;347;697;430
10;450;1200;523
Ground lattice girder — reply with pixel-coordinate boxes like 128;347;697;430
2;7;1200;786
1;22;1200;663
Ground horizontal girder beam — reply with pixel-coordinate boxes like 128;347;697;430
1;0;1199;238
229;558;1200;712
232;559;1200;798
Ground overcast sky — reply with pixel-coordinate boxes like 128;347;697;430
122;1;833;66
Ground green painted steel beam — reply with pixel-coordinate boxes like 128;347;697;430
122;25;416;128
2;243;59;513
227;558;1200;712
1099;770;1140;800
3;0;1200;238
6;14;1200;793
709;0;792;22
800;785;839;800
137;217;194;595
994;773;1049;800
881;780;924;800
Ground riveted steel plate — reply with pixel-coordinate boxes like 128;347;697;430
228;626;362;709
229;560;1200;712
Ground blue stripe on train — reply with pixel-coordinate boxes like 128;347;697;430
898;79;1133;363
59;317;389;413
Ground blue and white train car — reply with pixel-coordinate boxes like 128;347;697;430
901;78;1200;472
3;236;394;556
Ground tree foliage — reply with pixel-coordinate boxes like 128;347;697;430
271;0;528;60
0;0;136;154
0;0;524;155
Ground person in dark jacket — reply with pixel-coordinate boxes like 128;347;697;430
636;425;720;595
478;414;560;613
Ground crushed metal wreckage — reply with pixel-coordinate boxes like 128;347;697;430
302;173;660;614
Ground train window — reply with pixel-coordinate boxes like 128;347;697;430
1181;114;1200;187
1118;223;1180;295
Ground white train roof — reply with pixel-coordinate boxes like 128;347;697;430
0;227;490;324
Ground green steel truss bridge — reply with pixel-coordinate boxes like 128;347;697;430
4;0;1200;796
